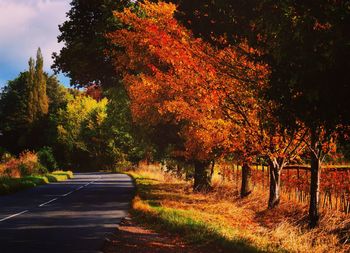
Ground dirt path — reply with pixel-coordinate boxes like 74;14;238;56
102;217;204;253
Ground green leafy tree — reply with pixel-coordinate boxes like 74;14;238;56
38;146;58;171
46;74;70;113
103;86;146;165
35;48;49;116
56;88;145;170
56;95;114;169
0;72;29;153
27;48;49;123
57;95;101;164
0;48;65;153
53;0;132;88
53;0;148;170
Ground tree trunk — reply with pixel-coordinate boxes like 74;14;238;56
268;160;282;208
309;149;321;228
193;160;212;192
210;160;215;177
241;163;252;198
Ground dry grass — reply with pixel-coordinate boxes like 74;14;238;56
128;165;350;253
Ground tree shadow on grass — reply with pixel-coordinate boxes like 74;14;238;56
138;183;207;205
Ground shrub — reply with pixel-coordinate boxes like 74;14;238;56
2;158;21;178
18;151;43;176
37;147;58;172
0;150;61;178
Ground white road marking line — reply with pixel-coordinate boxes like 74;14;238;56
39;198;58;207
0;210;28;222
74;179;96;192
62;191;73;197
0;176;104;222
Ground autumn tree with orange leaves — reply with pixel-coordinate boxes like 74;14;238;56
107;1;309;203
107;1;266;192
107;1;309;208
214;43;308;205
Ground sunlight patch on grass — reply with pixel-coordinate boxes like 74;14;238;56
51;170;74;179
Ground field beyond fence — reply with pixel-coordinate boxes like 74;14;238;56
219;164;350;214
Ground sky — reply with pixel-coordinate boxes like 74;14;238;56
0;0;71;88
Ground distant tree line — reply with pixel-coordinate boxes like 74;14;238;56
0;48;145;171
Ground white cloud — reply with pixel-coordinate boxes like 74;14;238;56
0;0;71;75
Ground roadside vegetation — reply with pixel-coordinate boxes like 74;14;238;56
0;171;73;195
0;150;73;195
128;164;350;253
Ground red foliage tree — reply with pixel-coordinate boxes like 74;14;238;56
107;1;265;192
217;45;308;204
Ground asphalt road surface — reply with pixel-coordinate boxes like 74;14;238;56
0;172;134;253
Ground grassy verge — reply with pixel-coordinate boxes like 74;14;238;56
0;170;73;195
50;170;74;180
129;172;275;252
128;168;350;253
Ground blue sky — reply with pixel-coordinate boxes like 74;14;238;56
0;0;71;88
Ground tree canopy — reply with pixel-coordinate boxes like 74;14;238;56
0;48;50;153
107;1;270;191
52;0;132;88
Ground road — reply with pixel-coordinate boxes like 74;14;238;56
0;172;134;253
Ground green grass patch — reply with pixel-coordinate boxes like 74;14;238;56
0;170;73;195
